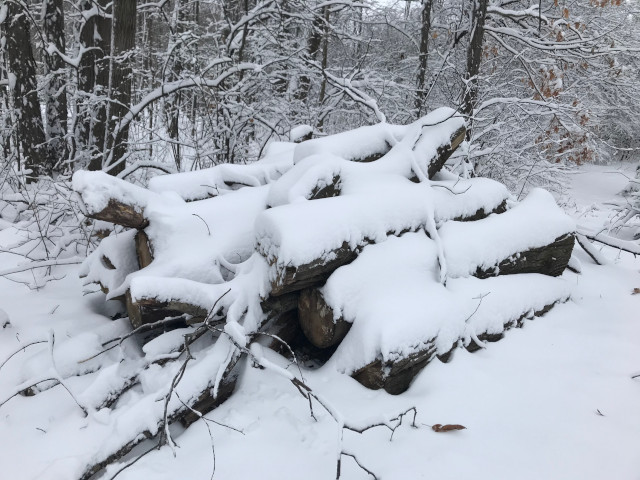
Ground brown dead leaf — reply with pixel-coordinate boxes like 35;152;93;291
432;424;466;433
631;288;640;295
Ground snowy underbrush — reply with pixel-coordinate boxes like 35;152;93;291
0;171;100;289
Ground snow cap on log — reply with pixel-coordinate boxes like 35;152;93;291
260;173;511;295
317;233;571;393
292;107;464;172
441;188;575;278
72;170;163;228
148;142;295;201
79;229;139;301
256;174;436;295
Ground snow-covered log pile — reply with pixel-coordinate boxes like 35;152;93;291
68;108;575;477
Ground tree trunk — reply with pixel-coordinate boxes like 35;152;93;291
105;0;137;176
78;0;112;171
461;0;488;138
164;0;188;170
295;6;325;103
315;7;330;131
2;2;48;181
43;0;68;172
415;0;434;118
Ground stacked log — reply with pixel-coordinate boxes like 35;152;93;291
73;107;575;423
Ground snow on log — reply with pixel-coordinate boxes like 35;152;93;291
268;114;468;208
126;282;299;332
76;336;243;480
79;229;139;301
316;233;571;394
257;175;434;296
179;351;243;427
126;290;208;329
260;174;511;296
293;123;399;164
441;188;575;278
72;171;158;228
292;107;465;175
106;186;270;304
148;141;295;201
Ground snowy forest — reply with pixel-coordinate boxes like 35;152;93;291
1;0;640;479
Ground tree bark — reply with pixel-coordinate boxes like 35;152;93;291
461;0;488;138
43;0;68;171
352;298;564;394
415;0;434;118
473;234;575;279
105;0;137;176
78;0;112;171
295;6;325;103
2;2;48;181
427;124;466;178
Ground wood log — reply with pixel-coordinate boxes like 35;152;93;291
474;233;575;279
352;298;564;394
126;290;207;329
294;126;467;202
73;171;153;228
453;199;507;222
351;143;392;163
135;230;153;268
296;233;571;351
308;174;342;201
179;352;243;428
126;289;300;333
78;350;241;480
427;125;467;179
87;198;149;229
268;181;507;297
352;344;436;395
271;240;360;296
298;288;351;348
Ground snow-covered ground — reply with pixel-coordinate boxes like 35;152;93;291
1;164;639;480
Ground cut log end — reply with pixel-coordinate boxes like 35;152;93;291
88;198;148;229
298;288;351;349
135;230;154;269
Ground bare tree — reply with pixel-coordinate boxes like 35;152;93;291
1;1;48;181
43;0;69;171
415;0;434;118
